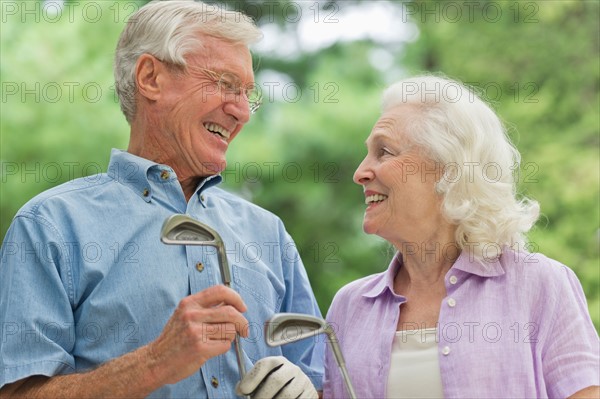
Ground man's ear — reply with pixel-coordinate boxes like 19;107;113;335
135;54;165;101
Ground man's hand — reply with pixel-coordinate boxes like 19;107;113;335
236;356;318;399
146;285;249;385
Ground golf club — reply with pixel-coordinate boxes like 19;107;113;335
160;214;247;384
265;313;357;399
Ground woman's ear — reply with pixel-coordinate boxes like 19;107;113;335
135;54;165;101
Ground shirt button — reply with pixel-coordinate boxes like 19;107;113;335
195;262;204;272
449;275;458;284
211;376;219;388
447;298;456;307
442;346;451;356
142;188;150;197
160;170;170;180
200;195;205;202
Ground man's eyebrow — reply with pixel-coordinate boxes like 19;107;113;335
204;68;257;85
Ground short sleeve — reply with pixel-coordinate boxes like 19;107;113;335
0;214;76;388
542;265;600;397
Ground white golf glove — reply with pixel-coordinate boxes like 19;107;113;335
235;356;318;399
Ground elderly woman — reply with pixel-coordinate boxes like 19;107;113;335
323;75;599;398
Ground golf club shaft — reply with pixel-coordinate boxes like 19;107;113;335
329;335;357;399
233;336;250;399
218;249;249;396
234;334;246;377
224;279;249;399
339;364;357;399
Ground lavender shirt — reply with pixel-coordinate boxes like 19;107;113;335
324;249;599;398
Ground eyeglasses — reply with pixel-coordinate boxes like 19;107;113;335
196;68;262;114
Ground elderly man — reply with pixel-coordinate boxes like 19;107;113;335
0;1;323;397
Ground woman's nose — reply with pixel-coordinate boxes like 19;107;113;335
353;157;374;185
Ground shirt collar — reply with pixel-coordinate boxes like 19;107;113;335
361;247;506;299
107;148;223;203
450;248;506;277
363;253;403;299
195;174;222;196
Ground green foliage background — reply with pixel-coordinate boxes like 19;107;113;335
1;0;598;330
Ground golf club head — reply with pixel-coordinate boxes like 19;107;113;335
265;313;328;347
160;214;232;285
265;313;357;399
160;214;220;246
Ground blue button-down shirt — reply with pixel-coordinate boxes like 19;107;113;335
0;149;324;397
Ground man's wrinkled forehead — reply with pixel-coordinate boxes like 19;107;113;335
185;35;254;72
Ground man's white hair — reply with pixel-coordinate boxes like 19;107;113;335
114;0;263;123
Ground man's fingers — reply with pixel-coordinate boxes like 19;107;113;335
180;304;249;337
147;286;251;385
202;322;242;341
176;286;249;337
187;285;247;312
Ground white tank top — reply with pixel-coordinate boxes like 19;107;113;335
386;328;445;398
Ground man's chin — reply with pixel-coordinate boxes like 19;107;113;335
200;160;227;175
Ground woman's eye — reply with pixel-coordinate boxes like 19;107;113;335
379;147;393;157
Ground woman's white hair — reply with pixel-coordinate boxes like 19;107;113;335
382;75;540;262
114;0;263;123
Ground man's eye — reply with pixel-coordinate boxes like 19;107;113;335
219;75;239;93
